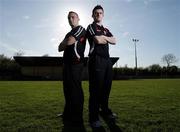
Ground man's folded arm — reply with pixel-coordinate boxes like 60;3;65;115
58;39;67;52
104;36;116;45
93;35;107;44
93;35;116;45
58;36;76;52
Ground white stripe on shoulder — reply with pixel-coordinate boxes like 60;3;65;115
76;27;84;37
90;24;95;35
74;26;82;36
88;26;93;35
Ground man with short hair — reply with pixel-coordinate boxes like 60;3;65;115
86;5;116;131
58;11;86;129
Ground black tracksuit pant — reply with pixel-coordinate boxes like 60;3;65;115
62;63;84;125
88;55;113;122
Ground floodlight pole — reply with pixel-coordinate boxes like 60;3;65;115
132;39;139;76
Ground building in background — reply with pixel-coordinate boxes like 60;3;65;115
14;56;119;80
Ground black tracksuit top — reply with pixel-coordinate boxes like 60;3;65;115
86;22;113;59
63;25;86;64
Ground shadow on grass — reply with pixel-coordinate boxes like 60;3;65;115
101;116;123;132
107;123;122;132
58;113;122;132
62;124;87;132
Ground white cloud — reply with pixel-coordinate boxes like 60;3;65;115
119;24;123;28
22;15;30;20
34;18;54;29
0;41;38;57
34;24;48;29
50;37;60;49
6;31;23;38
143;0;161;5
123;0;161;5
124;0;133;2
50;38;58;42
0;41;18;53
122;32;130;38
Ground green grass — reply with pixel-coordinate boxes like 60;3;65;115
0;79;180;132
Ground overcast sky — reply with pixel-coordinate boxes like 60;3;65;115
0;0;179;67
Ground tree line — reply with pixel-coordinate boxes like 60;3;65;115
113;54;179;79
0;54;21;80
113;64;180;79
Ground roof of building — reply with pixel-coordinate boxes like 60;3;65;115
13;56;119;66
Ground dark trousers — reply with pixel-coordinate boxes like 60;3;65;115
88;55;113;122
63;63;84;124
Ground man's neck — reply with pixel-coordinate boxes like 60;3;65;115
71;25;79;29
94;21;103;26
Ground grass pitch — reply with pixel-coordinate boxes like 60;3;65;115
0;79;180;132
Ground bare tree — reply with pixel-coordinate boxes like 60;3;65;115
162;53;178;68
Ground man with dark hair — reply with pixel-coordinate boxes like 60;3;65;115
58;11;86;130
86;5;116;131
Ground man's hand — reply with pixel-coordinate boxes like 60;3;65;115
67;36;76;46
